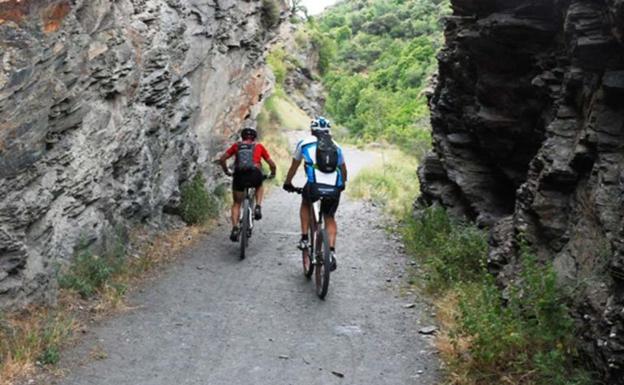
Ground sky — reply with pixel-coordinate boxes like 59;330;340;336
301;0;340;15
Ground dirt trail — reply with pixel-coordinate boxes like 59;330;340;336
54;143;439;385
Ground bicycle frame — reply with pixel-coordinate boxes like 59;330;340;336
309;200;323;255
308;199;318;228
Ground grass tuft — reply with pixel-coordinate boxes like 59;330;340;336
0;308;75;384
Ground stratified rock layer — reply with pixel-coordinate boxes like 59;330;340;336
420;0;624;381
0;0;283;309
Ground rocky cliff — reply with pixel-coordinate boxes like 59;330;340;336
0;0;284;309
279;22;326;116
420;0;624;381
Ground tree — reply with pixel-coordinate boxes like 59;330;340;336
289;0;309;19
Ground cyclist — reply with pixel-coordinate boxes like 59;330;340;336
282;117;347;271
219;127;276;242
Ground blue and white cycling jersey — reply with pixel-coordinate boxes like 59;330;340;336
293;135;345;187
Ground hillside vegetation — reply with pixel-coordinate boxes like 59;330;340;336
315;0;449;150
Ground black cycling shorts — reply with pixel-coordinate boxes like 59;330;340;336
233;168;263;192
302;183;341;217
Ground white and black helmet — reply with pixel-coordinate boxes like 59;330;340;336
310;116;331;132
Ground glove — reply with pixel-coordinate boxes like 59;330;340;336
283;183;295;193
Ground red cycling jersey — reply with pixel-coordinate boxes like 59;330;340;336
225;141;272;168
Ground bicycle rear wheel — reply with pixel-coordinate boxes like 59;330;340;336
315;228;331;299
240;198;250;259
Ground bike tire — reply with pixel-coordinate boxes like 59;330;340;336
240;198;249;260
315;228;331;299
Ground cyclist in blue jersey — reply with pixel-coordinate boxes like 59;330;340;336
283;117;348;271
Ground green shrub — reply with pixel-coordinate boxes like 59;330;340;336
179;172;218;225
454;250;594;385
402;206;488;291
267;48;288;87
294;28;309;48
39;345;60;365
310;30;336;75
58;248;124;298
261;0;280;29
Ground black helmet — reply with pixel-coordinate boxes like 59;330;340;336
241;127;257;140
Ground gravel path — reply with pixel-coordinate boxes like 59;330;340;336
54;145;440;385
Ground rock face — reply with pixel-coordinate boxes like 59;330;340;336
279;23;326;116
420;0;624;381
0;0;285;309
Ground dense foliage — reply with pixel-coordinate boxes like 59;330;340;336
315;0;449;149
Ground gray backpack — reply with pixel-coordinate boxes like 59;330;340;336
235;142;256;171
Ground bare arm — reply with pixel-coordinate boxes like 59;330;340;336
266;158;277;177
219;152;232;175
340;163;348;184
284;158;302;185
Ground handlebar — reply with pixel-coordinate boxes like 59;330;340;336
286;185;344;194
284;185;303;194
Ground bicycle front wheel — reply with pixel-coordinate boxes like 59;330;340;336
315;229;331;299
240;198;250;260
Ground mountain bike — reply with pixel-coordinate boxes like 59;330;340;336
294;187;331;299
238;175;272;260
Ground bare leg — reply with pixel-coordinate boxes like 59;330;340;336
231;191;244;227
255;185;265;206
300;200;311;236
325;215;337;249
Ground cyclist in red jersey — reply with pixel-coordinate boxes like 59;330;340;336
219;127;276;242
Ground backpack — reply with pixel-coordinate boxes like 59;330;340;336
235;142;256;171
314;132;339;173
